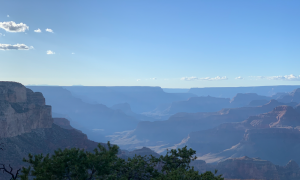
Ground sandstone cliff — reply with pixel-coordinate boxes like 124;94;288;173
0;82;52;138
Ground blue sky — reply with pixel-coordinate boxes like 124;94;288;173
1;0;300;88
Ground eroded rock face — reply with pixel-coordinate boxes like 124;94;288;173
198;157;300;180
0;82;53;138
215;156;280;180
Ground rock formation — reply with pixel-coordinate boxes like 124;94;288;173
191;157;300;180
187;105;300;165
0;82;52;138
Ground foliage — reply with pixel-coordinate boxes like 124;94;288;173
18;142;224;180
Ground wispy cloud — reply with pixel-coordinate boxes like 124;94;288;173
0;43;33;50
253;74;300;81
72;52;75;54
45;28;53;33
150;77;157;80
0;21;29;32
136;79;141;81
46;50;55;55
7;15;9;18
34;28;41;33
235;76;243;80
181;76;228;81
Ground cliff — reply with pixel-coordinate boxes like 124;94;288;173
190;157;300;180
0;82;52;138
279;88;300;103
186;104;300;165
215;156;280;180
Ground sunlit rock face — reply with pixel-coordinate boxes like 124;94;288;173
0;81;53;138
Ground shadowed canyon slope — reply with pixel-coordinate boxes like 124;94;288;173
186;105;300;165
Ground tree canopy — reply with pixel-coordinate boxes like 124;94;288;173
15;142;223;180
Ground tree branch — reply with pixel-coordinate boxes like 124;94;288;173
0;164;21;180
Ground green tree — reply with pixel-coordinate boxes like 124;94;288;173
155;146;223;180
18;142;223;180
19;142;119;180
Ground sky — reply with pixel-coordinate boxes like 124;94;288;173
1;0;300;88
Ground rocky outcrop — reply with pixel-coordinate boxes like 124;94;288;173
243;105;300;128
53;118;75;130
0;82;52;138
214;156;280;180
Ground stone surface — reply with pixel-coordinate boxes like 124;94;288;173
191;157;300;180
0;82;52;138
214;156;280;180
53;118;74;130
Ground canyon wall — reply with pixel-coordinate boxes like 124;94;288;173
0;82;53;138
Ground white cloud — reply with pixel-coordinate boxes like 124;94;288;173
235;76;243;80
0;21;29;32
181;76;198;81
150;77;157;80
34;28;41;33
136;79;141;81
181;76;228;81
46;50;55;55
72;52;75;54
45;28;53;33
267;74;300;81
251;74;300;81
7;15;9;18
0;43;33;50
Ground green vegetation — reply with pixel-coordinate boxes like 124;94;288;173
7;142;223;180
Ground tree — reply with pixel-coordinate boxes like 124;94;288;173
155;146;224;180
18;142;224;180
19;142;119;180
0;142;21;180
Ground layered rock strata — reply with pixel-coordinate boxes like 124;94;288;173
0;82;52;138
